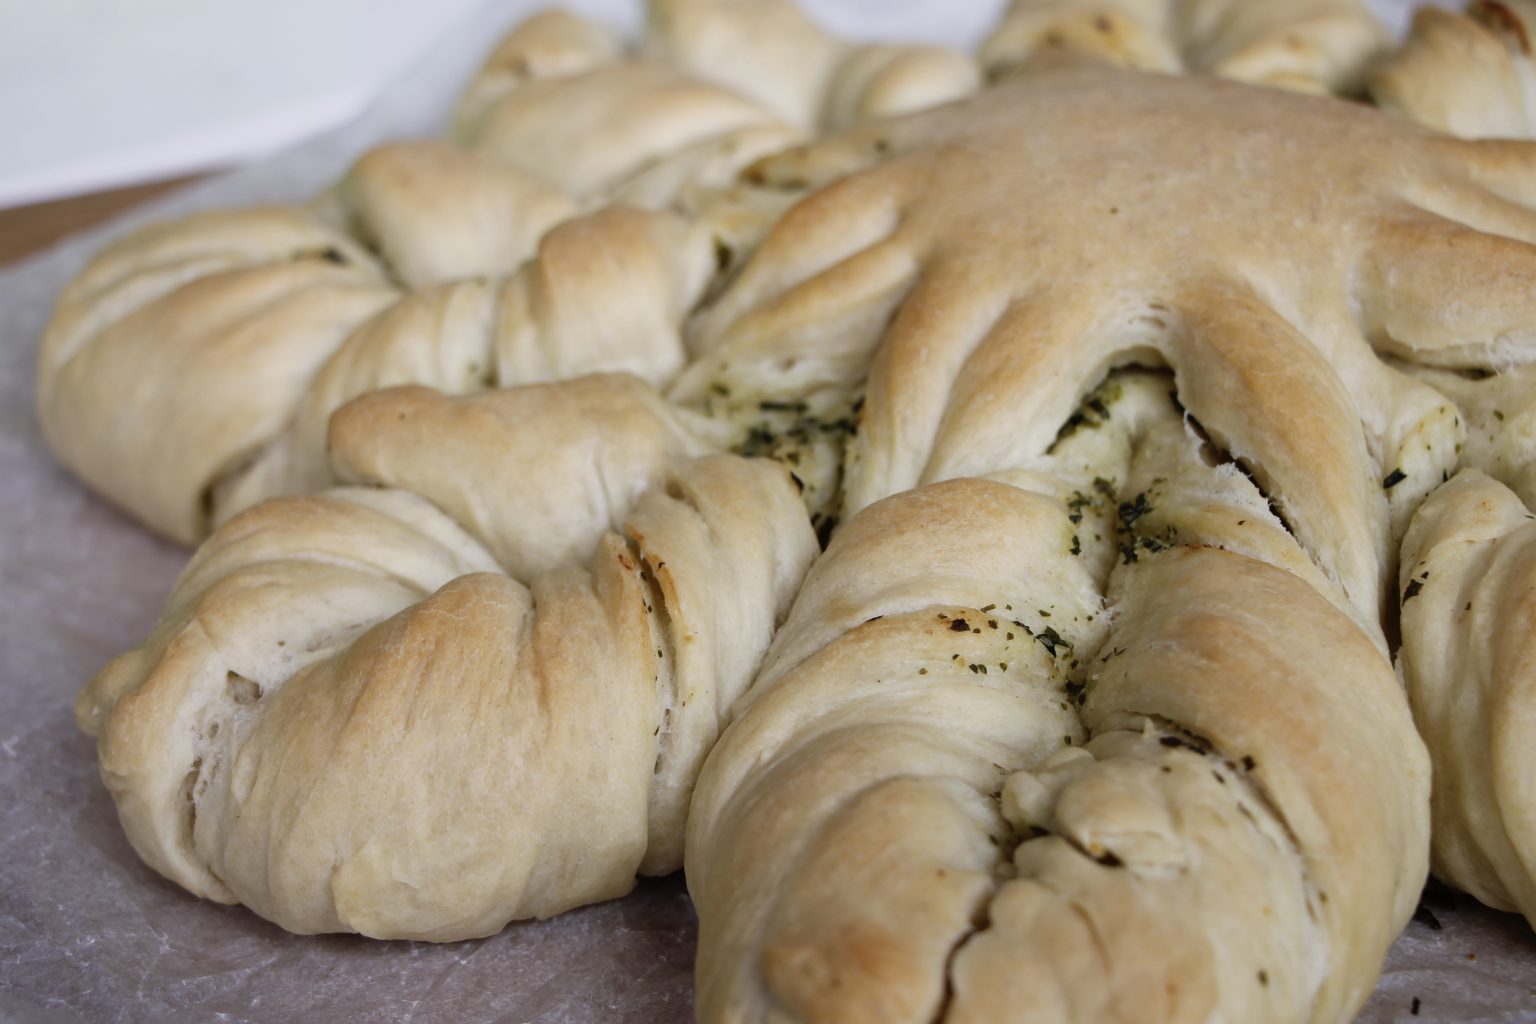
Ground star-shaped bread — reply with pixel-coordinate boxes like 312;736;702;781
56;23;1536;1024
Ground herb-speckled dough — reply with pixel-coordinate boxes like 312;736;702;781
48;2;1536;1021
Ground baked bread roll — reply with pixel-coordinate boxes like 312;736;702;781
980;0;1387;93
1398;362;1536;507
55;12;1536;1015
75;376;817;938
1370;1;1536;139
33;3;807;545
38;202;716;544
452;32;790;201
26;9;735;541
672;64;1536;1019
33;1;983;547
643;0;979;130
38;0;1447;551
1398;469;1536;928
688;475;1427;1023
673;65;1536;594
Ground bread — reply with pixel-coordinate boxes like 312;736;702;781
37;1;973;546
980;0;1387;94
36;0;1424;550
668;64;1536;1020
1398;469;1536;927
74;377;816;938
676;65;1536;592
37;202;716;544
314;141;578;288
34;7;780;545
644;0;979;130
49;2;1536;1017
1370;1;1536;139
688;476;1425;1023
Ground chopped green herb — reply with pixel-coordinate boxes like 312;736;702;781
1118;493;1150;528
1034;626;1070;657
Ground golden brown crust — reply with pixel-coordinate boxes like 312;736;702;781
460;62;783;197
682;68;1536;627
672;64;1536;1020
1370;2;1536;139
1398;470;1536;926
451;10;625;142
325;376;708;578
687;480;1427;1023
79;419;817;938
41;202;713;543
37;228;398;542
37;3;987;544
48;11;1536;1007
316;141;578;288
980;0;1386;93
646;0;978;131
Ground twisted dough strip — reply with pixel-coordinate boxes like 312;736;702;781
979;0;1387;94
689;470;1427;1022
38;201;715;544
676;67;1536;624
449;10;796;205
1370;1;1536;139
76;376;816;938
670;66;1536;1017
61;25;1536;1007
1398;470;1536;927
39;0;1445;553
36;0;967;547
1367;6;1536;917
642;0;979;131
33;5;788;545
456;1;978;163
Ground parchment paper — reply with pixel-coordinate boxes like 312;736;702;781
2;1;1532;1021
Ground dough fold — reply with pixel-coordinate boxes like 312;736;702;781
78;380;817;939
688;480;1427;1023
1399;470;1536;927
